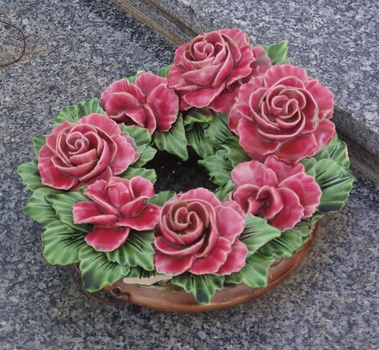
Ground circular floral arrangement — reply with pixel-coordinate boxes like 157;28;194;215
19;29;355;306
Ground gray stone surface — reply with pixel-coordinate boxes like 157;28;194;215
1;0;378;349
128;0;379;162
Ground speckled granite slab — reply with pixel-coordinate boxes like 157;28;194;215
0;0;378;349
111;0;379;182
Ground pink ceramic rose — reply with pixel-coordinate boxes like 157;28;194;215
167;29;259;113
243;46;272;82
100;72;179;134
38;113;138;190
230;156;322;231
229;64;336;164
73;176;160;252
154;188;248;276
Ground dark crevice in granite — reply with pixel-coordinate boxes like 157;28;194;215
110;0;198;45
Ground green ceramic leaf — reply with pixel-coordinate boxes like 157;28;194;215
147;190;176;206
171;273;225;305
314;159;355;213
205;112;234;149
183;108;215;126
240;215;282;256
120;124;152;152
183;109;216;157
79;245;131;292
157;64;173;77
258;229;304;259
315;135;350;168
125;267;165;279
17;159;44;191
221;136;250;167
186;122;216;158
198;150;232;186
300;157;317;177
294;219;315;238
215;180;235;200
262;40;291;65
154;114;189;161
258;215;324;259
125;71;143;83
106;231;155;270
132;146;157;168
119;124;156;167
23;187;62;227
32;135;47;156
310;214;324;229
51;189;92;232
53;98;105;126
120;166;157;184
224;253;275;288
41;221;86;265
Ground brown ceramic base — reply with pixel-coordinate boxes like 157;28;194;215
83;224;318;312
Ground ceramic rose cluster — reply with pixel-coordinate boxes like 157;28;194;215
20;28;354;301
35;28;335;276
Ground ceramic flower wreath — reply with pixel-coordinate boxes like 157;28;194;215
19;29;355;305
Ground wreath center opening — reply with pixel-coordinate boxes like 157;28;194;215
147;151;217;193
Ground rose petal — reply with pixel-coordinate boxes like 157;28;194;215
154;235;205;256
274;134;318;164
119;197;146;219
135;72;166;95
69;149;97;166
38;156;78;190
115;204;160;231
253;185;284;220
264;156;304;183
154;251;196;275
116;106;147;126
182;64;221;86
110;134;138;174
226;45;255;85
146;83;179;132
208;81;241;113
84;179;126;214
269;187;304;230
178;188;221;208
78;142;110;182
128;176;156;199
264;64;307;87
305;77;334;121
189;236;232;275
100;79;145;115
231;160;278;188
167;65;196;91
141;103;158;133
237;119;280;159
182;84;225;110
216;240;248;275
79;113;122;137
215;205;245;243
85;226;131;252
75;167;113;189
312;118;336;154
279;173;322;217
232;184;260;212
73;201;118;223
